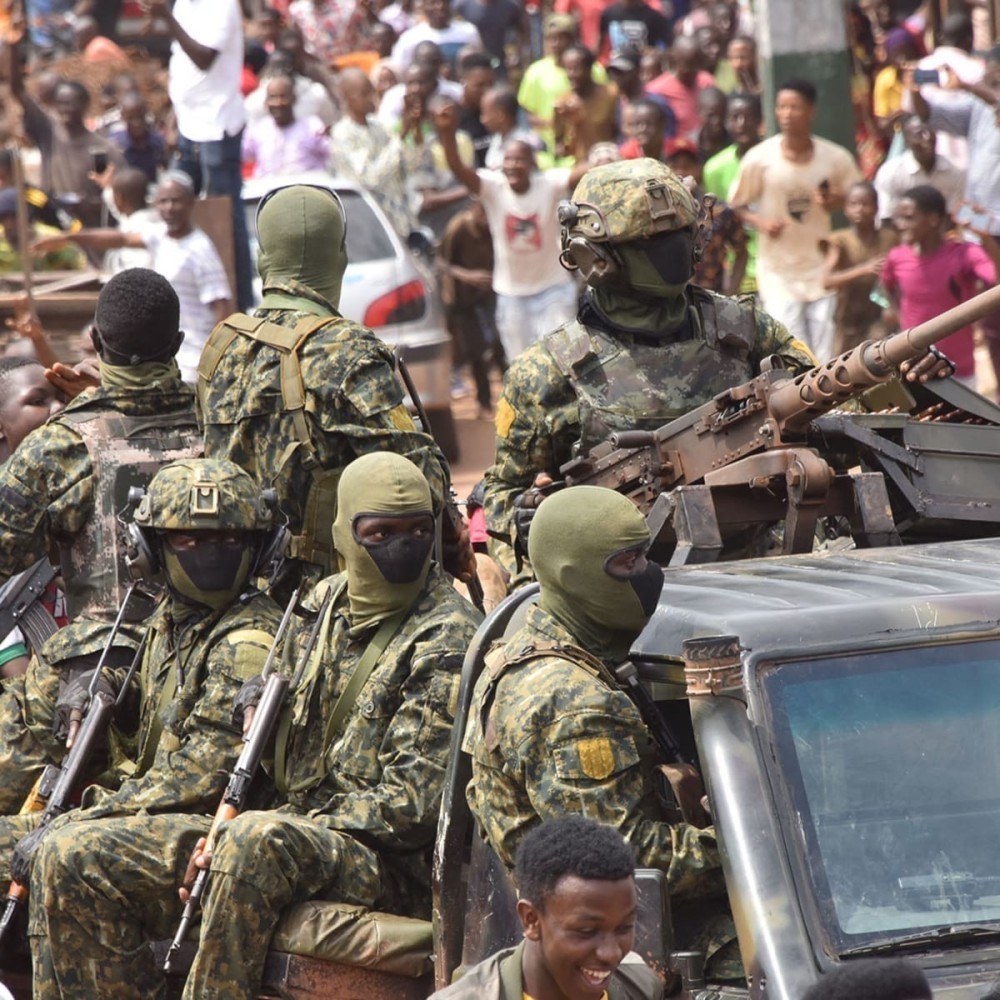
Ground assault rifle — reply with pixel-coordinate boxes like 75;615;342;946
0;560;58;652
163;581;329;974
0;586;150;949
559;283;1000;563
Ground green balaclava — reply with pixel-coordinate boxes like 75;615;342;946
256;185;348;311
332;452;435;634
529;486;662;662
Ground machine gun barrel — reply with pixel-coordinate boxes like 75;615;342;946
769;282;1000;434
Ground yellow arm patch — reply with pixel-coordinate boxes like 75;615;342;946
577;737;616;780
495;397;516;439
389;404;418;431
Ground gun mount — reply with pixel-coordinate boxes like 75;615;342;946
559;284;1000;564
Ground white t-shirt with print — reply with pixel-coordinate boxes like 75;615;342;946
729;134;860;303
477;168;574;298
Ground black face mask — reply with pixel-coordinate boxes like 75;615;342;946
629;561;664;618
173;542;249;592
627;229;694;284
359;533;435;584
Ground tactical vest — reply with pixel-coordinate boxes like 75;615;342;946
544;288;759;452
478;638;617;752
197;313;341;575
58;409;202;624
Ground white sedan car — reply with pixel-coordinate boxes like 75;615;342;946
242;172;459;461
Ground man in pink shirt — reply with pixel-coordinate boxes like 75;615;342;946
881;183;998;388
646;35;715;141
242;74;329;177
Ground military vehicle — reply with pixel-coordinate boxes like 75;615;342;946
433;283;1000;997
435;538;1000;999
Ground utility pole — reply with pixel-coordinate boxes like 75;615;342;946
756;0;855;152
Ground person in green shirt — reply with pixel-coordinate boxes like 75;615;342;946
701;91;760;294
517;13;606;167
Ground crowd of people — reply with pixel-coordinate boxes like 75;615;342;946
2;0;994;405
0;0;999;998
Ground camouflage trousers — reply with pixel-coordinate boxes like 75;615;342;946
0;643;138;817
182;810;385;1000
0;657;64;816
0;813;41;883
29;813;209;1000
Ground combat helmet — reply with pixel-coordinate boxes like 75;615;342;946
558;158;699;286
127;458;285;582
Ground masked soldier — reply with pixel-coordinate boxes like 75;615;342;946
465;485;740;981
30;452;482;999
0;268;202;814
15;458;284;998
481;158;950;582
481;159;814;580
196;184;473;596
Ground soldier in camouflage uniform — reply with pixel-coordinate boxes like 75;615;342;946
482;158;816;580
196;183;467;594
19;458;284;998
0;269;202;814
172;451;482;998
484;158;955;580
20;452;479;998
465;485;740;980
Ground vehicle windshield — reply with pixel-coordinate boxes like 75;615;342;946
245;188;396;267
762;639;1000;955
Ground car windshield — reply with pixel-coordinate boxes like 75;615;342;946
245;188;396;266
762;639;1000;955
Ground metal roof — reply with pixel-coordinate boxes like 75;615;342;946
635;538;1000;660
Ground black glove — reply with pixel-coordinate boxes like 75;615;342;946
11;824;50;887
513;492;540;554
232;674;265;731
53;669;116;742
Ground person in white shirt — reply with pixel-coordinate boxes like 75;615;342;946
434;102;589;361
391;0;482;75
140;0;252;312
245;49;338;130
874;114;966;224
377;41;463;129
37;171;233;383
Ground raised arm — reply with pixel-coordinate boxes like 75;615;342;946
431;100;481;196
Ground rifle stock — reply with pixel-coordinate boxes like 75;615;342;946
561;283;1000;510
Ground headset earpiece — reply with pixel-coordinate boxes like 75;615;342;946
559;237;621;286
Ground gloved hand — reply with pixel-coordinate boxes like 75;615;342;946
11;824;50;887
53;669;116;745
232;675;265;733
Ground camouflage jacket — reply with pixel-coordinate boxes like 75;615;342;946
464;603;722;902
196;281;451;586
69;590;282;822
0;376;200;621
482;289;815;576
274;565;481;898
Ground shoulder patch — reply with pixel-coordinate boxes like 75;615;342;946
222;628;276;650
495;397;516;439
577;736;616;780
389;403;417;431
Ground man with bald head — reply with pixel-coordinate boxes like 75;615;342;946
647;35;716;140
331;66;416;236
